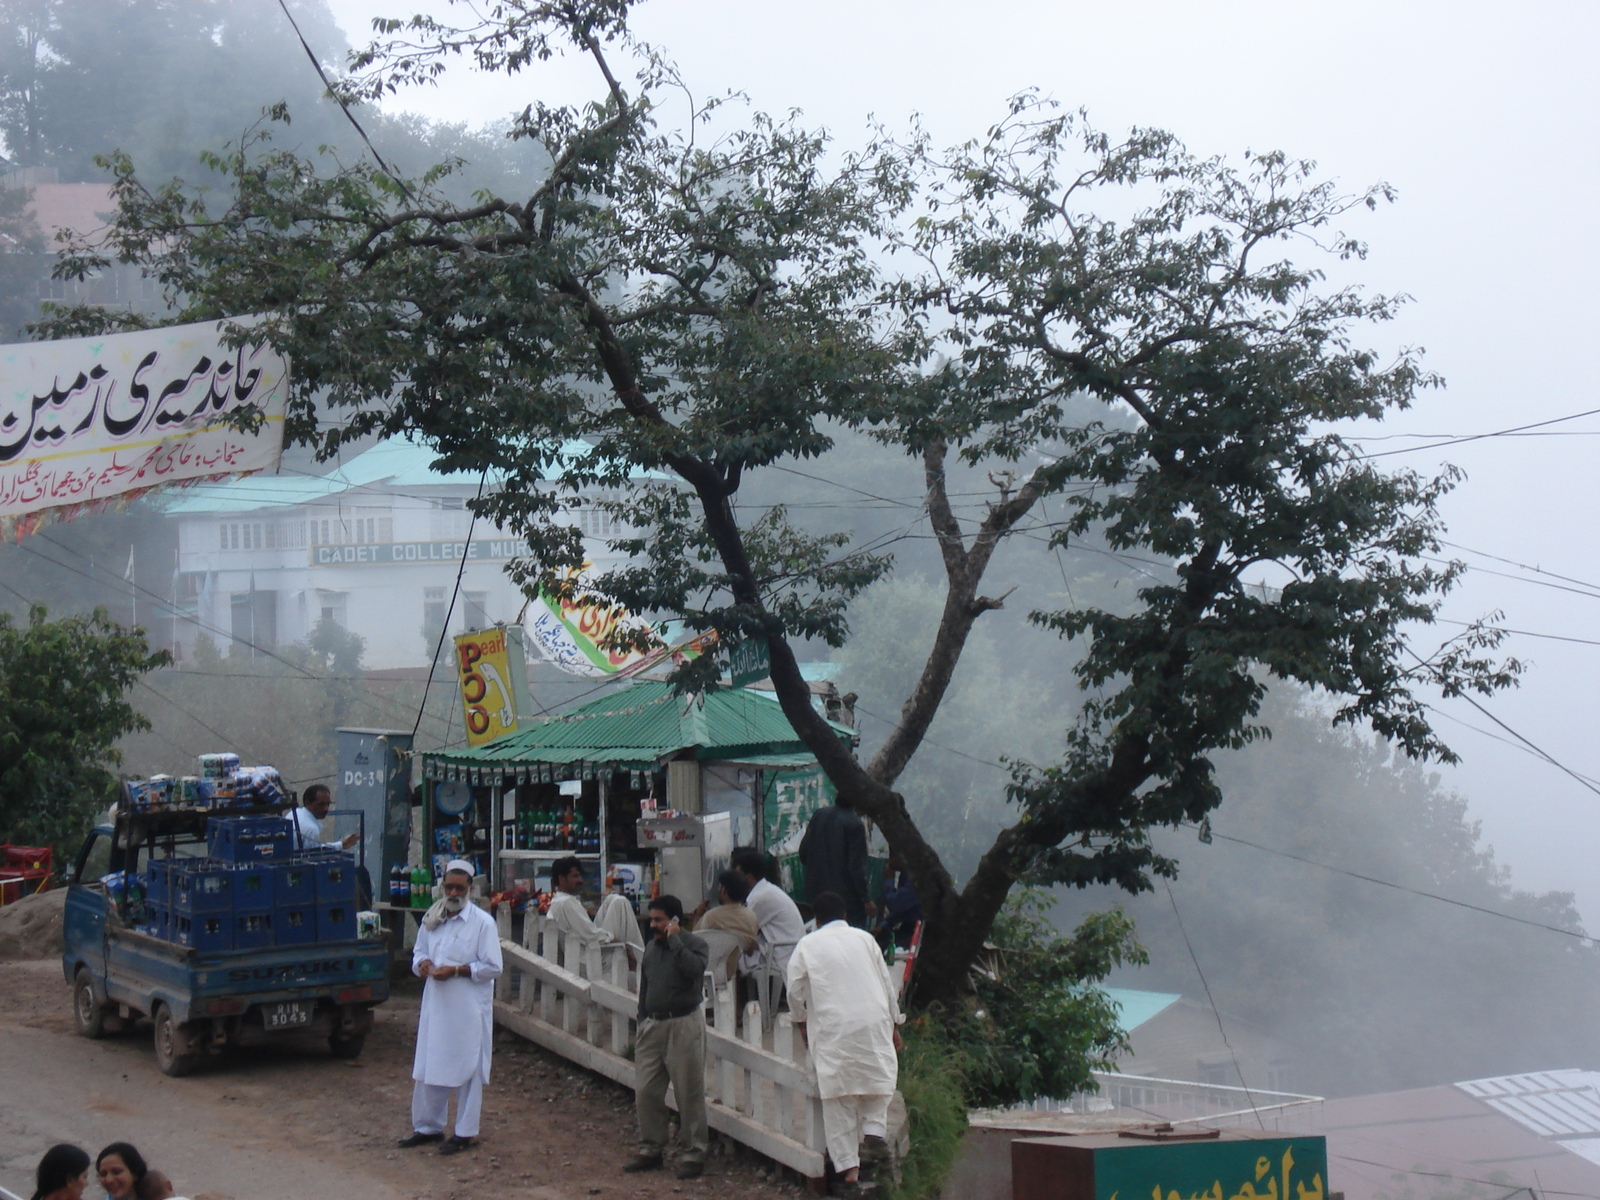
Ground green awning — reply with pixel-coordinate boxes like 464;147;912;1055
421;680;852;784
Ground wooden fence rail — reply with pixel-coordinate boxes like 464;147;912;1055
493;908;830;1181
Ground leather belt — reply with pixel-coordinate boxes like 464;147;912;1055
644;1004;700;1020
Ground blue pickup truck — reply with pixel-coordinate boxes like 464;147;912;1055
62;804;390;1076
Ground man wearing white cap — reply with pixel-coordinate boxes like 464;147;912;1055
400;860;503;1156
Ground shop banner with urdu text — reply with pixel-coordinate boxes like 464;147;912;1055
524;571;716;677
0;318;287;526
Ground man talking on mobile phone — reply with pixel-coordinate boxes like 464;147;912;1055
624;894;710;1180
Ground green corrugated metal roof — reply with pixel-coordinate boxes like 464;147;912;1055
423;680;852;776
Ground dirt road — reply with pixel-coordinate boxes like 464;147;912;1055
0;959;802;1200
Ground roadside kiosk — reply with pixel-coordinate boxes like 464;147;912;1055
417;679;860;918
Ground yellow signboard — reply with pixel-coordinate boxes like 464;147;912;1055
454;626;528;746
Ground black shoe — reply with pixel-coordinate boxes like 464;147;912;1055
623;1155;664;1173
676;1161;705;1180
398;1131;444;1149
438;1135;476;1156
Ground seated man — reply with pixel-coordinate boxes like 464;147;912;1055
545;856;643;956
692;868;760;977
730;846;805;978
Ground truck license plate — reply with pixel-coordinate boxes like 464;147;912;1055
266;1000;312;1028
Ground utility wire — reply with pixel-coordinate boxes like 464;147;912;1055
273;0;414;203
1355;405;1600;460
1164;881;1265;1129
412;470;487;740
1202;828;1593;943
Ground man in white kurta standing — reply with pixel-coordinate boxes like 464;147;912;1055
400;861;503;1156
787;891;904;1196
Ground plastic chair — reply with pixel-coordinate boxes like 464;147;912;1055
753;938;798;1034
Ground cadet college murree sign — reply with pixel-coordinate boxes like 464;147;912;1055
0;319;288;527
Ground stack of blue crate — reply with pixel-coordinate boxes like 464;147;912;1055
138;815;360;953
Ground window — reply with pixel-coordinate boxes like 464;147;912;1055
462;591;489;631
230;590;278;656
317;590;348;629
1196;1061;1234;1088
75;829;113;885
422;586;448;656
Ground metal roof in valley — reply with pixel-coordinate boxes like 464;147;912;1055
1456;1069;1600;1139
1102;987;1182;1032
423;680;854;780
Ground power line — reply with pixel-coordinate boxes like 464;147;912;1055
1355;405;1600;460
1202;828;1593;943
412;470;487;740
1441;540;1600;598
272;0;414;203
1164;880;1265;1128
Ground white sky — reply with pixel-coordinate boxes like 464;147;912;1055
328;1;1600;919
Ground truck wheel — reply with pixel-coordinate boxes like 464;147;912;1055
73;968;108;1039
153;1003;201;1077
328;1031;367;1059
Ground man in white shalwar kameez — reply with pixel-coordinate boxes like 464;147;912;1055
546;856;644;962
400;861;503;1155
786;891;904;1194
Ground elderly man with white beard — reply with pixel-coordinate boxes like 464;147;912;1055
787;890;905;1197
398;860;503;1156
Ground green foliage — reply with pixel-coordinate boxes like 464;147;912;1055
892;1017;972;1200
959;892;1144;1107
0;605;168;858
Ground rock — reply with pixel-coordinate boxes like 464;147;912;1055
0;886;67;960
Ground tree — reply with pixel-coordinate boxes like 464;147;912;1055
40;1;1518;1008
0;605;169;857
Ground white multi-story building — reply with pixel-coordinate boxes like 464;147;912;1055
167;436;632;669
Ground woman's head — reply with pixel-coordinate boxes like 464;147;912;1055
32;1144;90;1200
96;1143;148;1200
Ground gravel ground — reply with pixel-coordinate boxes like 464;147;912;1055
0;958;808;1200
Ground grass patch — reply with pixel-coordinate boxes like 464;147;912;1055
892;1016;971;1200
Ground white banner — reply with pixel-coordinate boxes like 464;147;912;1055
0;319;288;520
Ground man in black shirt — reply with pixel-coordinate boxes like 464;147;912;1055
624;895;710;1179
799;797;875;926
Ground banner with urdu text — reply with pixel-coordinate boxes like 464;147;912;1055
0;319;288;524
524;568;716;677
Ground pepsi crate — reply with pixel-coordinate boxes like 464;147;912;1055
174;911;232;953
273;861;316;906
136;901;168;939
306;853;358;908
229;862;274;912
275;904;317;946
170;861;232;914
144;858;170;906
234;911;273;951
315;901;357;944
207;815;293;863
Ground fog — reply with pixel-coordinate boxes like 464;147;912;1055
1;0;1597;1100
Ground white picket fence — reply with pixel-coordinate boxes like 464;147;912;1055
493;908;830;1181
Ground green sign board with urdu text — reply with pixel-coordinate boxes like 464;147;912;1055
1013;1134;1328;1200
729;635;770;687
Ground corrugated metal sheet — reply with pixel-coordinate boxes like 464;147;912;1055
1457;1069;1600;1138
423;681;852;778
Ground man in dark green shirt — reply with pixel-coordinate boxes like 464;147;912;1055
625;894;710;1179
